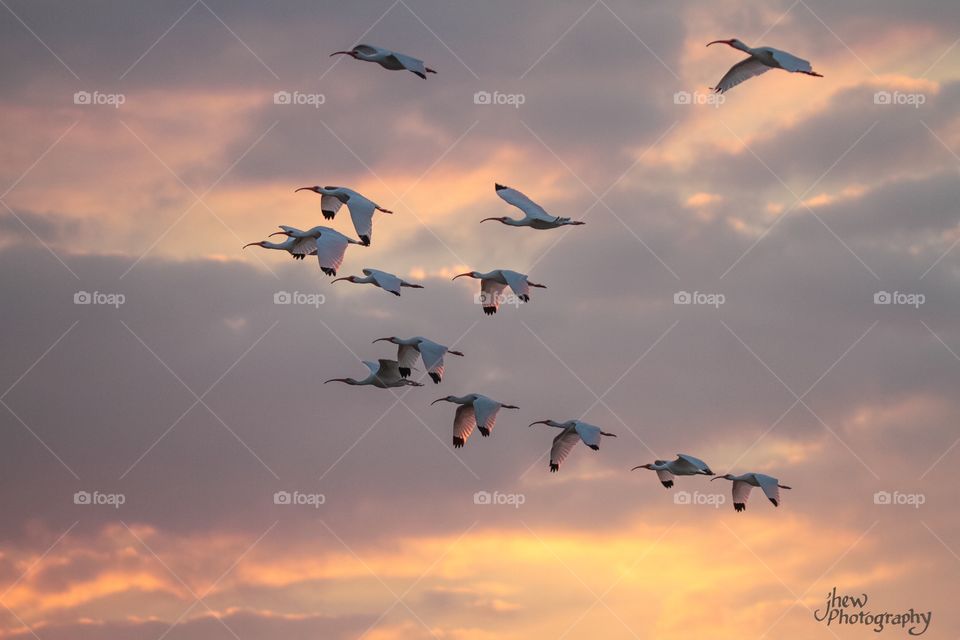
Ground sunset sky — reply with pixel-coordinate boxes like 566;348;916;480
1;0;959;638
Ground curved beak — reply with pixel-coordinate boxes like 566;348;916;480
242;242;259;249
479;217;499;223
706;39;732;47
324;378;345;384
331;277;348;284
448;350;464;357
710;476;722;481
330;51;352;57
294;186;314;193
501;404;519;410
430;398;446;405
451;272;472;280
268;231;288;237
528;420;549;427
630;465;645;471
371;337;391;344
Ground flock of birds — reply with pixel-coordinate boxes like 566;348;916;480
243;36;821;512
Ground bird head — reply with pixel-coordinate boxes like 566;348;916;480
706;38;746;50
430;396;456;405
528;419;562;428
711;474;736;482
372;336;398;344
452;271;480;280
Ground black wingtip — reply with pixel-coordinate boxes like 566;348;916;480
478;427;490;437
770;499;779;507
453;437;464;448
495;183;507;191
734;503;745;512
662;480;673;489
587;444;599;451
399;367;411;378
321;267;336;276
519;294;529;302
322;210;337;220
549;463;559;472
483;307;497;315
359;235;370;246
429;372;441;384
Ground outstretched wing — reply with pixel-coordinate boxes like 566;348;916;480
549;428;581;472
732;480;753;512
713;57;770;94
472;396;501;436
452;404;477;448
574;422;603;450
674;453;712;474
320;194;344;219
501;270;531;302
367;269;403;295
770;48;814;73
315;233;350;275
346;196;376;245
495;185;555;222
290;236;317;255
480;278;507;314
417;339;447;381
756;474;782;507
656;469;675;488
397;344;418;377
388;51;429;78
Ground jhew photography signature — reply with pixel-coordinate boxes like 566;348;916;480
814;587;931;636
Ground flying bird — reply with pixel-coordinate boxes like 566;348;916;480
452;269;546;315
706;39;823;93
631;454;714;488
295;186;393;246
324;359;425;389
372;336;464;384
712;472;792;512
332;268;423;296
431;394;519;448
242;236;316;260
482;184;585;229
528;419;617;472
270;225;364;276
330;44;437;79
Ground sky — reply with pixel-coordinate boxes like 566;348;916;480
1;0;959;637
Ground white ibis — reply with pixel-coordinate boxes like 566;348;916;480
711;472;792;512
242;237;316;260
706;39;823;93
324;359;425;388
430;394;519;448
330;44;437;79
270;225;364;276
452;269;546;315
482;184;585;229
295;186;393;246
372;336;464;384
332;268;423;296
528;419;616;472
631;454;714;488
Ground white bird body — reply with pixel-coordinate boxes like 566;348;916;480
431;394;519;448
529;419;617;472
243;236;317;260
270;225;364;276
706;38;823;93
712;472;792;512
330;44;437;79
332;268;424;296
452;269;547;315
372;336;464;384
295;185;393;246
483;184;585;229
324;359;425;389
632;453;715;488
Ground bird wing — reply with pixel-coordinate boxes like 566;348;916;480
769;48;814;73
374;358;402;383
346;196;376;243
674;453;711;474
362;360;379;375
388;51;429;78
496;185;554;221
290;236;318;255
501;270;531;300
453;404;477;447
315;233;350;274
472;396;501;434
574;422;603;449
550;428;581;470
321;194;344;219
368;269;402;295
713;56;770;93
480;278;507;312
755;474;782;506
732;480;753;510
656;469;675;488
397;344;419;373
417;339;447;379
